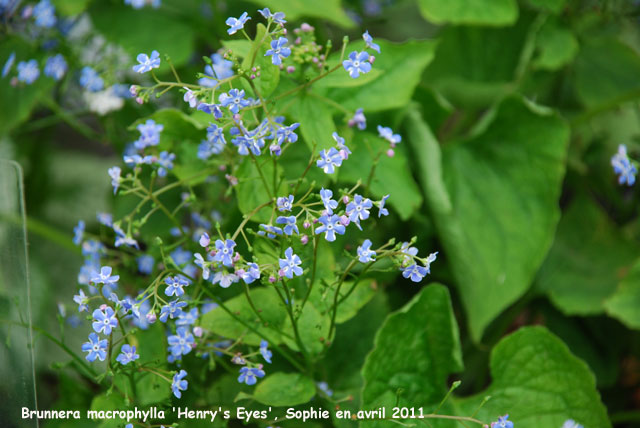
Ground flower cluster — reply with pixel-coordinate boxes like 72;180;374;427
611;144;637;186
65;7;437;407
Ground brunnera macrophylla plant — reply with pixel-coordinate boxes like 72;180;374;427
64;8;526;428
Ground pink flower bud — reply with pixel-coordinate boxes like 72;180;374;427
219;164;227;171
233;253;241;262
369;55;376;64
250;74;256;79
269;275;277;283
99;304;108;310
251;67;257;72
303;221;311;229
129;85;138;96
301;235;309;245
278;269;286;278
286;66;295;73
387;148;395;157
136;96;144;104
193;326;203;337
340;215;350;226
342;195;350;204
225;174;238;186
301;23;314;32
146;312;157;323
295;37;302;45
235;269;245;277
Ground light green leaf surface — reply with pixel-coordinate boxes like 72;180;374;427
417;0;518;26
407;97;569;341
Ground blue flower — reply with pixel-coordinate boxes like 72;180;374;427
212;271;239;288
33;0;56;28
226;12;251;35
91;266;120;285
171;247;192;266
214;239;236;267
260;340;272;363
611;144;637;186
319;188;338;214
168;326;195;356
44;54;67;80
276;215;299;235
277;195;294;212
317;147;343;174
357;239;376;263
206;123;226;146
194;254;210;280
238;366;265;385
362;30;381;53
258;223;283;239
241;262;261;284
164;275;190;297
134;119;163;149
198;139;224;159
561;420;583;428
346;194;373;228
155;151;175;177
79;67;104;92
279;247;303;278
219;89;250;114
349;108;366;130
92;306;118;335
107;166;121;194
114;225;139;249
116;344;140;365
317;381;333;397
2;52;15;78
159;299;187;322
133;50;160;74
490;415;513;428
183;88;198;107
258;8;286;24
198;53;234;87
265;37;291;66
402;264;428;282
378;195;390;217
125;0;161;9
199;232;210;247
82;333;107;362
96;212;113;227
377;125;402;145
315;214;345;242
176;307;199;326
73;220;85;246
343;51;371;78
137;255;154;274
171;370;188;398
333;132;351;159
198;102;224;119
17;60;39;84
73;289;89;312
275;123;299;145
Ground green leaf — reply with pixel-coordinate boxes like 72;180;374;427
536;194;638;315
423;16;533;107
605;259;640;329
456;327;611;427
327;40;437;113
338;132;423;221
527;0;567;13
253;372;316;406
90;393;126;428
52;0;92;15
244;0;354;28
242;23;280;98
283;301;330;355
235;156;285;223
292;94;337;150
417;0;518;26
406;97;569;341
89;3;196;67
574;38;640;108
200;287;288;346
333;279;377;325
361;286;611;427
533;20;579;70
361;284;462;425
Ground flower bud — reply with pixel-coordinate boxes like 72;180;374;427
301;234;309;245
369;55;376;64
303;221;311;229
269;275;277;283
193;326;203;337
342;195;350;204
286;65;295;73
136;96;144;105
340;215;350;226
129;85;138;96
387;148;395;157
146;312;157;324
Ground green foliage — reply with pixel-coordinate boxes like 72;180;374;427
408;97;569;341
605;260;640;329
362;285;611;427
417;0;518;26
245;0;355;28
252;372;316;406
